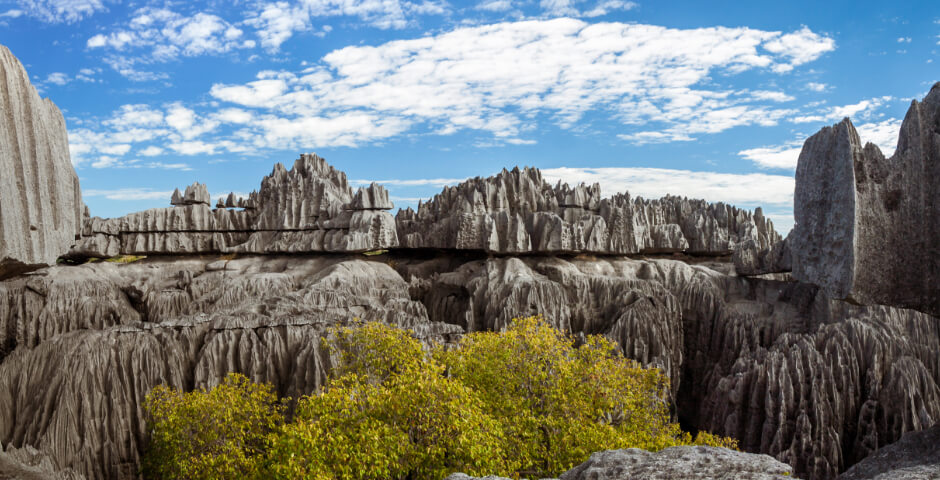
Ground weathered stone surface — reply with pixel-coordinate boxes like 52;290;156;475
67;154;399;256
0;443;85;480
400;255;940;480
791;83;940;317
560;447;796;480
0;45;82;278
837;424;940;480
0;254;937;479
734;236;792;276
396;167;779;255
170;183;210;206
0;255;460;479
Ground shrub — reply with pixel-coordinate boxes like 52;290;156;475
436;316;687;476
143;317;736;479
142;374;283;480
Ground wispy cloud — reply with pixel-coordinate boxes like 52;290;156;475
86;7;255;80
83;188;174;201
739;117;902;170
244;0;449;52
69;19;836;168
12;0;107;23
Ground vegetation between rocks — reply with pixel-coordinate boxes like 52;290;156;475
142;317;736;480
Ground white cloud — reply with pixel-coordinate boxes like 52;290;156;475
208;19;833;147
87;7;255;79
45;72;69;85
476;0;512;11
761;26;836;72
897;37;912;43
0;9;24;18
245;0;449;51
739;117;902;170
14;0;106;23
139;146;164;156
69;19;838;168
791;96;893;123
352;177;467;187
855;118;901;156
83;188;174;201
806;82;828;92
540;166;795;207
738;144;803;169
582;0;637;17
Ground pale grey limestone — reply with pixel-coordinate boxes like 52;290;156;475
837;424;940;479
0;254;938;479
790;83;940;317
0;45;82;278
67;154;399;256
396;167;779;255
170;183;210;206
560;447;796;480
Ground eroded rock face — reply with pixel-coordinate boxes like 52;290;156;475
0;45;82;279
0;254;937;480
790;83;940;317
396;167;779;255
67;154;399;256
560;447;796;480
0;256;460;479
837;424;940;480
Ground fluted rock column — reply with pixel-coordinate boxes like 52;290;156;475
0;45;82;278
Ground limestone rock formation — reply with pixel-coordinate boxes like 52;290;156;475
837;424;940;479
170;183;210;206
396;167;779;255
0;443;85;480
0;255;460;479
560;447;795;480
0;253;937;480
0;45;82;279
399;255;940;480
733;237;791;276
790;83;940;317
67;154;399;256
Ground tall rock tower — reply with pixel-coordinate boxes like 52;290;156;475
0;45;83;278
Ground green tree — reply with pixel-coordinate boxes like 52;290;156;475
266;322;514;480
436;315;695;476
142;373;283;480
143;318;737;480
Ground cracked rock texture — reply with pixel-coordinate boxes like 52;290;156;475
0;45;82;279
837;424;940;480
0;254;937;480
395;167;779;255
559;447;795;480
67;154;399;257
791;83;940;317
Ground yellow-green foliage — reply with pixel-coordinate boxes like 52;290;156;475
266;323;512;479
143;317;736;480
142;374;284;480
437;316;688;476
104;255;146;264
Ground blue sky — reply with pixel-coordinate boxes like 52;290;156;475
1;0;938;233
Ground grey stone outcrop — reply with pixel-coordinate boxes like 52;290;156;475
733;236;791;276
0;45;82;278
838;424;940;479
789;83;940;317
396;167;779;255
559;447;796;479
67;154;399;256
170;182;210;206
2;254;936;480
